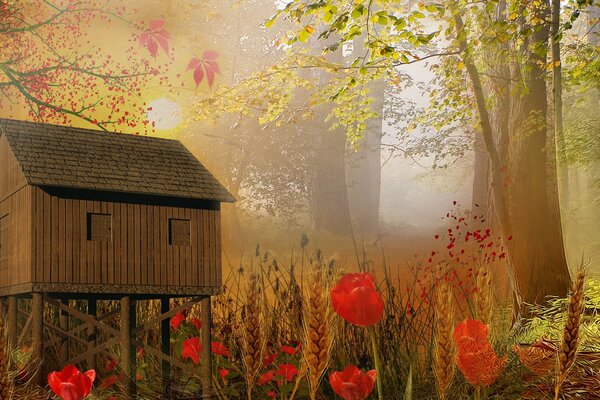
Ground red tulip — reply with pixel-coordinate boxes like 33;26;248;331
331;273;384;326
48;365;96;400
262;352;277;368
280;343;301;355
211;341;231;357
181;337;202;365
275;363;299;381
453;319;507;386
191;317;202;330
170;311;186;330
329;365;377;400
258;370;275;385
219;368;229;382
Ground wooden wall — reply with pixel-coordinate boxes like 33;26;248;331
31;187;221;291
0;187;33;290
0;136;33;291
0;135;27;202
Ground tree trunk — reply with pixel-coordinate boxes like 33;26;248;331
454;2;571;308
506;1;570;305
312;117;354;236
346;79;384;236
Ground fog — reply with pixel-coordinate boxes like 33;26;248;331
1;0;598;279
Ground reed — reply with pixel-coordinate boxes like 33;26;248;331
434;281;455;400
554;270;585;400
474;266;492;327
302;265;334;400
242;273;265;400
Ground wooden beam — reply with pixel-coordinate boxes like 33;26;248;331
201;296;212;399
133;296;203;334
17;312;32;346
87;299;97;370
60;298;69;365
31;293;44;386
45;297;119;337
64;337;118;366
161;297;171;399
7;296;17;349
120;296;136;396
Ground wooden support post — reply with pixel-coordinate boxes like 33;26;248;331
161;297;171;399
201;296;212;400
7;296;17;349
87;299;97;370
120;296;136;396
32;293;44;386
59;298;69;365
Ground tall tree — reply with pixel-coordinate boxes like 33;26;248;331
269;0;579;306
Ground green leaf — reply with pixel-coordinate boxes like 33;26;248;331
377;15;388;25
264;15;277;28
351;5;364;19
426;4;439;12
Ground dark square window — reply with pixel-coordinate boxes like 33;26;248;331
169;219;190;246
87;213;112;242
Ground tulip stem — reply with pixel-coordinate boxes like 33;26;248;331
369;328;383;400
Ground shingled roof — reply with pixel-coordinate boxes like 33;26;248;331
0;118;235;203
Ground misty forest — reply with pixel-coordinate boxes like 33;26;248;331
0;0;599;399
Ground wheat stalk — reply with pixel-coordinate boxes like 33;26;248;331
242;273;265;400
0;317;11;400
554;270;585;400
303;266;334;400
474;266;492;327
434;281;455;400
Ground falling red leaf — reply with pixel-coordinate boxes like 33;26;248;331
187;52;221;89
139;19;171;58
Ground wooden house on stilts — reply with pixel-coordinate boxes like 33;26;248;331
0;118;234;398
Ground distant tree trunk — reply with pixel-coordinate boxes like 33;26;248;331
309;46;354;237
454;2;571;308
312;116;354;236
346;79;384;236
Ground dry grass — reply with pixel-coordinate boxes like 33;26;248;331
434;281;455;400
302;265;334;400
241;273;265;400
0;318;11;400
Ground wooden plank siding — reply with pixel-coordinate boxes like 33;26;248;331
0;186;33;290
25;187;220;294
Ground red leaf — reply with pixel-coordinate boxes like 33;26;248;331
203;50;219;60
193;66;205;87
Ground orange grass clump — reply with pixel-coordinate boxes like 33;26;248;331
302;265;334;400
242;273;266;400
434;282;455;400
554;270;586;400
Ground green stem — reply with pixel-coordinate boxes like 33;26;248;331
369;327;383;400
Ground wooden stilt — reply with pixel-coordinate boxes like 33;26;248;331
59;298;69;365
87;299;97;370
201;296;212;400
161;297;171;399
7;296;17;349
120;296;136;396
32;293;44;386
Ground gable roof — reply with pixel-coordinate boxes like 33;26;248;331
0;118;235;203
